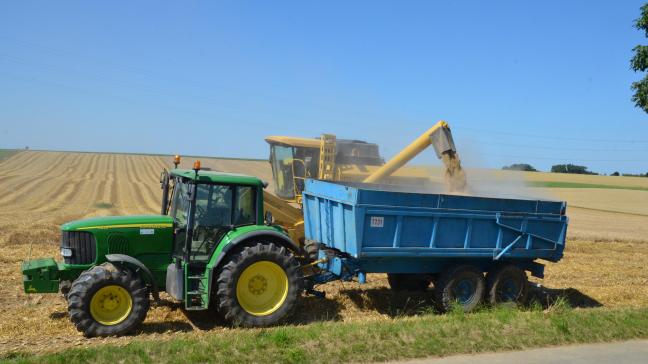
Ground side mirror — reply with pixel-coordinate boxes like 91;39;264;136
264;211;274;225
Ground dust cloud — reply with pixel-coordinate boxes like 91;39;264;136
440;151;467;193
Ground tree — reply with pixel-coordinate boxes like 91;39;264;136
611;171;620;176
550;164;597;175
631;4;648;113
502;163;537;172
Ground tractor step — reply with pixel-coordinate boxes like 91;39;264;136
185;306;207;311
184;268;210;310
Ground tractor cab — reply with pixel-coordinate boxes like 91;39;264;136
164;170;259;262
160;162;267;310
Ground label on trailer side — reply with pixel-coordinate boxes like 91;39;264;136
370;216;384;228
140;228;155;235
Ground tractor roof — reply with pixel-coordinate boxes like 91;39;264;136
170;169;263;186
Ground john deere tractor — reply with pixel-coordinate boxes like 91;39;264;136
22;159;303;337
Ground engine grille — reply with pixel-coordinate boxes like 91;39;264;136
61;231;96;264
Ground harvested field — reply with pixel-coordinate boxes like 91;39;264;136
1;151;647;355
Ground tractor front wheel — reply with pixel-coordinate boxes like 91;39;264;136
67;263;150;337
215;243;301;327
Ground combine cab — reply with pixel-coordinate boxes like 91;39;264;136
265;135;384;202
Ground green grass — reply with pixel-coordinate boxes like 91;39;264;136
0;149;17;162
93;202;114;209
4;305;648;364
528;181;648;192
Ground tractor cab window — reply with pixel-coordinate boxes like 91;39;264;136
234;186;255;226
170;180;190;229
189;184;257;262
170;179;191;258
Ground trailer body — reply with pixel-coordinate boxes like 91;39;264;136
302;179;568;281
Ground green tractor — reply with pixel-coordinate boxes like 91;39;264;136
22;160;303;337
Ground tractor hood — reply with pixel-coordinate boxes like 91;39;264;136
62;215;174;231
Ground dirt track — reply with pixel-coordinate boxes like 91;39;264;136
1;151;647;355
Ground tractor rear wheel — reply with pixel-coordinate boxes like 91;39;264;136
434;265;485;313
387;273;431;291
67;263;150;337
215;242;301;327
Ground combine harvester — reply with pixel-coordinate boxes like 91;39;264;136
21;121;568;337
263;121;465;246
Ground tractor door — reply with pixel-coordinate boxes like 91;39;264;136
169;180;258;309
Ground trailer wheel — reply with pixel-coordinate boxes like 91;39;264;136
387;274;431;291
67;263;150;337
434;265;485;313
215;242;301;327
486;264;528;305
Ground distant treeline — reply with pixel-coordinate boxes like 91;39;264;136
502;163;647;177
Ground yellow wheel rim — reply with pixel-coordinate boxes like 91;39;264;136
89;285;133;325
236;261;289;316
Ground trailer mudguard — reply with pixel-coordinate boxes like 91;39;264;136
105;254;160;301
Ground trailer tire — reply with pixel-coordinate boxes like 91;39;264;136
486;264;528;305
67;263;150;337
387;274;431;291
215;242;301;327
434;265;485;313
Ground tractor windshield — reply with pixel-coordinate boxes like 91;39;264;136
171;179;257;262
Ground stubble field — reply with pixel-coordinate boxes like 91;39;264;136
1;150;647;355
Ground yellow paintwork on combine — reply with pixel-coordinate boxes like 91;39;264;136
89;285;133;325
363;121;449;183
236;261;289;316
264;135;321;148
262;191;305;243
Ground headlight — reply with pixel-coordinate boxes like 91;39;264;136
60;248;73;258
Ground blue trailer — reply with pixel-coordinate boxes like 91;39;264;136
302;179;568;311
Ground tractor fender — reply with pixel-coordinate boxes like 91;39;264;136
211;229;301;270
105;254;160;301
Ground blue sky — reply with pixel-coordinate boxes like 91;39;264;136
1;1;647;174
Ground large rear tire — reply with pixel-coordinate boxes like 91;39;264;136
434;265;485;313
387;273;431;291
215;242;301;327
486;264;528;305
67;263;150;337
